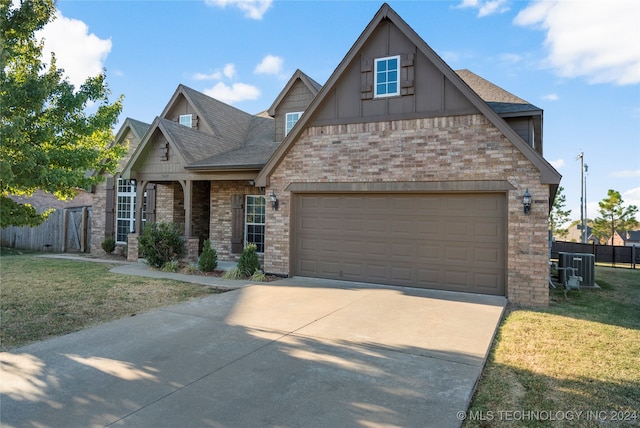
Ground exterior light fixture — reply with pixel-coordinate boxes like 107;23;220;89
269;190;279;210
523;188;532;215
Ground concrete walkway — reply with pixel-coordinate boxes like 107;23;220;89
1;257;506;428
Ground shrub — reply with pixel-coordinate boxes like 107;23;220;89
161;260;179;272
249;269;267;282
138;222;186;268
181;263;201;275
198;239;218;272
101;237;116;254
237;244;260;277
222;267;243;280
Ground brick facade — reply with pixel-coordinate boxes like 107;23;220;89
209;180;265;263
264;115;550;306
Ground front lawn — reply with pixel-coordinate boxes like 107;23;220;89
0;254;222;351
465;267;640;427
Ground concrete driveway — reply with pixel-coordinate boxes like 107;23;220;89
1;277;505;428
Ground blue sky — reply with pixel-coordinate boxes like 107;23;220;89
37;0;639;225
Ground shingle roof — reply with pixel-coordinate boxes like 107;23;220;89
128;118;151;140
179;85;256;150
455;69;541;114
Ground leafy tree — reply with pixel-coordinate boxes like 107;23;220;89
0;0;124;227
592;189;638;244
549;186;572;239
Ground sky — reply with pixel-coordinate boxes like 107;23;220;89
33;0;640;225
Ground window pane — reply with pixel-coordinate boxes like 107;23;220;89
245;195;266;253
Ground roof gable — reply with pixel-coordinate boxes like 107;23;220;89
121;85;276;178
256;3;561;187
113;118;150;147
267;69;322;117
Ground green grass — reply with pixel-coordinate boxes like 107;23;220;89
0;254;223;351
465;267;640;427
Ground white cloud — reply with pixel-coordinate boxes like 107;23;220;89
514;0;640;85
223;63;236;79
622;187;640;208
549;158;565;169
254;55;283;75
612;169;640;178
205;0;272;20
36;11;111;89
193;63;236;81
204;82;260;104
194;71;223;81
456;0;510;17
541;93;559;101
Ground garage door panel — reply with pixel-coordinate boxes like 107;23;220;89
293;193;505;295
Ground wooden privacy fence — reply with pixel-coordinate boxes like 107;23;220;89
551;240;639;269
0;206;92;253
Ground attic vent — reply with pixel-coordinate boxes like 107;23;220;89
160;141;169;161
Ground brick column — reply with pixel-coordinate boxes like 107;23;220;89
185;237;199;264
127;233;139;261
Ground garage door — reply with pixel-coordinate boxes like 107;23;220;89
292;193;505;295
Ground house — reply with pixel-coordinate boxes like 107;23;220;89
93;3;561;306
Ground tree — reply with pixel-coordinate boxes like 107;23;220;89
0;0;124;227
592;189;638;244
549;186;572;239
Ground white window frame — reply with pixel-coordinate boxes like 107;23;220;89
244;195;266;253
179;114;192;127
115;178;147;244
285;111;303;136
116;178;137;244
374;55;401;98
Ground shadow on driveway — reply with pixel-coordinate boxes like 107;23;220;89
1;280;506;428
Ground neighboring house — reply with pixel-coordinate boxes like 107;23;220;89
608;230;640;246
623;230;640;247
93;3;560;306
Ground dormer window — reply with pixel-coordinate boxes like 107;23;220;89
374;55;400;98
179;114;192;127
285;112;303;136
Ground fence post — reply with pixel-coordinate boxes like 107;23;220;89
81;207;87;253
61;208;68;253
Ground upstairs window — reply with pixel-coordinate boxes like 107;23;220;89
179;114;192;127
374;55;400;98
285;112;303;136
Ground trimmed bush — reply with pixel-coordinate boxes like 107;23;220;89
101;237;116;254
138;222;186;268
237;243;260;277
198;239;218;272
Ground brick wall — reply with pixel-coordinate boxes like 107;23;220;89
265;115;550;306
90;180;108;254
90;129;143;255
209;181;264;262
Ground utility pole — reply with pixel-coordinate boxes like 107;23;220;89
577;152;586;243
583;163;588;243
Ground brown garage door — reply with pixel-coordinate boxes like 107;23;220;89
292;193;505;295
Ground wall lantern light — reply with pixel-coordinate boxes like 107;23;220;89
269;190;279;210
523;188;532;215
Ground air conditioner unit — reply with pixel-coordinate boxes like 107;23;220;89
558;252;595;287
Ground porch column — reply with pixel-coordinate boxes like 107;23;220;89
180;180;193;238
134;180;148;234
